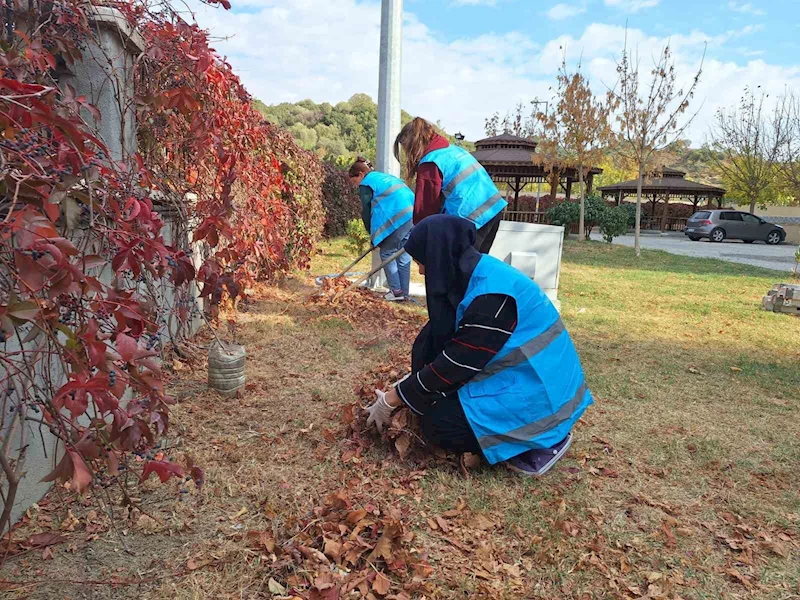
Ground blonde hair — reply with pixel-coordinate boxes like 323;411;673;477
393;117;437;181
348;156;373;177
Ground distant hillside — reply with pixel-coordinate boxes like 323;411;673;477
254;95;469;167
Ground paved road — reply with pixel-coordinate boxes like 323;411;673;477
589;232;798;272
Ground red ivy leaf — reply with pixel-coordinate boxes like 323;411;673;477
141;460;184;484
116;333;138;362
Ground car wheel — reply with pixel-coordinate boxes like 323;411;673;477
710;228;726;243
743;240;754;244
688;236;700;241
766;230;782;245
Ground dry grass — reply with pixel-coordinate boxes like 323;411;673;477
1;239;798;600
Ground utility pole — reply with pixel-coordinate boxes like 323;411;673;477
531;99;549;217
369;0;403;289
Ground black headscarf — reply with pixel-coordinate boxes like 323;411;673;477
404;215;482;366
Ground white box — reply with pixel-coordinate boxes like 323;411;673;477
489;221;565;307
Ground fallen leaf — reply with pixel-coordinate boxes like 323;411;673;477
725;567;753;589
435;516;450;533
729;366;742;373
442;536;471;553
230;507;248;520
42;547;54;560
268;578;287;595
461;452;481;470
646;572;662;583
394;433;411;458
760;540;788;558
324;537;342;561
661;522;677;548
347;509;367;524
687;366;704;375
468;513;495;532
373;572;391;596
25;532;66;548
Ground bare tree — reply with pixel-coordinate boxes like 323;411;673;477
709;88;790;214
539;59;611;240
777;90;800;204
607;38;704;256
484;103;536;138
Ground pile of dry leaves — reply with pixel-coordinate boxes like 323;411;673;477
239;487;433;599
309;278;424;343
342;361;424;462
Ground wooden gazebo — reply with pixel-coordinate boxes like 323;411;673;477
472;133;602;212
598;167;726;210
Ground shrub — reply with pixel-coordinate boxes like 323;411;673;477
546;196;607;239
583;194;607;237
620;203;638;228
345;218;371;255
322;163;361;238
599;207;631;243
546;202;580;228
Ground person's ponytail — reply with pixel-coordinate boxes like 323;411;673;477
394;117;437;181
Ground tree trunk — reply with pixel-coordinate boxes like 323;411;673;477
749;194;757;214
660;193;670;233
635;163;643;257
578;165;585;241
549;170;559;205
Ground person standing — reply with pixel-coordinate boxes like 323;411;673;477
393;118;507;253
349;157;414;301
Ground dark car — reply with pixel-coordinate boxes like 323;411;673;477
684;210;786;244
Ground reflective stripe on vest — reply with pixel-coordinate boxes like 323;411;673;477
372;205;413;242
470;318;565;384
419;146;507;230
479;383;588;451
455;255;593;465
361;171;414;246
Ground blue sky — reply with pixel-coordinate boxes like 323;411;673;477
189;0;798;145
411;1;794;65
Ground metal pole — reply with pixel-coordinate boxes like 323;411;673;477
369;0;403;290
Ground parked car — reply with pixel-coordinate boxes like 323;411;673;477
684;210;786;244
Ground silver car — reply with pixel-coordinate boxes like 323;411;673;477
684;210;786;245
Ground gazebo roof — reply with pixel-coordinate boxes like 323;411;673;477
472;133;601;177
598;168;725;198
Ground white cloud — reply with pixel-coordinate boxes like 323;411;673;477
547;3;586;20
187;2;800;146
727;1;765;16
604;0;660;13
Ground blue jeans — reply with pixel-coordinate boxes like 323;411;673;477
378;222;412;296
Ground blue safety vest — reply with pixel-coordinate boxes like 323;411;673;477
419;146;507;230
361;171;414;246
455;255;593;465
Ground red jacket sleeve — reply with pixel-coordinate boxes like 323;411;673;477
413;162;443;224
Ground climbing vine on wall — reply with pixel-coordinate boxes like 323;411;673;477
0;0;324;535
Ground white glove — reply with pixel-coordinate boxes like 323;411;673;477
365;389;396;433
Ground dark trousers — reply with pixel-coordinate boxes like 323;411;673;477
411;324;481;455
475;211;502;254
